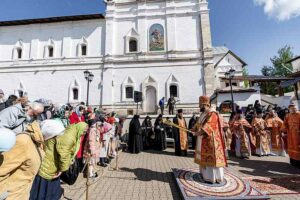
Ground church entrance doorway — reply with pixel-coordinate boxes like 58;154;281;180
145;86;157;113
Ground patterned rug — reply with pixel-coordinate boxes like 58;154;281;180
172;168;269;200
244;176;300;195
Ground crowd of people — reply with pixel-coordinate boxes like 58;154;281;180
0;91;124;200
127;109;194;157
0;87;299;198
127;114;169;154
128;97;300;171
225;100;300;165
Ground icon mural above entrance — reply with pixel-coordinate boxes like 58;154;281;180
149;24;164;52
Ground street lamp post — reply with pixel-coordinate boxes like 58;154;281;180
84;70;94;106
225;68;236;113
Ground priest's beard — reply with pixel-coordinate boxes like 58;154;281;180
200;107;205;112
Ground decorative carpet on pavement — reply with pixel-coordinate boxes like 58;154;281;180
243;176;300;195
172;168;269;200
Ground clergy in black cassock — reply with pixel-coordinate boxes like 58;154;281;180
128;115;143;154
173;109;188;156
188;115;197;149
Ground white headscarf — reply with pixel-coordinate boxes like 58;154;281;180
40;119;65;140
0;128;16;152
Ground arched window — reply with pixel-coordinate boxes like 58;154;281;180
17;48;22;59
69;79;81;103
81;44;87;56
129;39;137;52
170;85;178;98
16;81;27;97
122;76;135;101
45;39;55;58
18;90;24;97
13;40;23;60
125;86;134;99
48;46;54;57
78;37;88;57
166;74;180;100
73;88;79;100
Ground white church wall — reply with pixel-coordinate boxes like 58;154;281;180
112;63;203;105
0;68;102;106
217;91;261;108
0;19;105;61
175;15;200;51
291;59;300;72
107;0;203;57
0;0;211;113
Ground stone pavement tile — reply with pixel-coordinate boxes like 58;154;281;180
62;148;300;200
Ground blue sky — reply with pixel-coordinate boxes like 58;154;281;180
0;0;299;74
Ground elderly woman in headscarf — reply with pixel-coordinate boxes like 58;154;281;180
53;104;71;128
0;97;44;134
69;105;85;124
30;122;88;200
83;119;101;178
0;128;16;153
98;121;113;167
0;128;16;200
0;121;62;200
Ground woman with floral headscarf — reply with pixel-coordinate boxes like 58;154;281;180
53;104;71;128
30;122;88;200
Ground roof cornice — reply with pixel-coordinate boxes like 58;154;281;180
0;14;104;27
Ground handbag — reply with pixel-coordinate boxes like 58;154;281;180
60;158;80;185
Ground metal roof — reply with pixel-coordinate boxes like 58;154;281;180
0;14;104;27
286;56;300;64
215;86;257;94
213;46;229;55
220;75;294;82
280;77;300;88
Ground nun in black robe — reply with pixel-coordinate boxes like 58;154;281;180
128;115;143;154
141;116;153;149
154;115;167;151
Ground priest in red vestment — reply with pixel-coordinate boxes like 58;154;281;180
281;103;300;167
192;96;227;184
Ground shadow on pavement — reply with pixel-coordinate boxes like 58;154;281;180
141;149;195;158
229;156;300;177
228;156;300;194
120;167;182;200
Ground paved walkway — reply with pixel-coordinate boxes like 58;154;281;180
62;149;300;200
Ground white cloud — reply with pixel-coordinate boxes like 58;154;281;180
254;0;300;21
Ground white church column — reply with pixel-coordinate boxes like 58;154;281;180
105;2;115;57
166;0;177;51
30;39;39;59
199;0;214;96
138;2;147;53
101;65;114;107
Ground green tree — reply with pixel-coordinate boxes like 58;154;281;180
260;45;294;95
261;65;274;76
243;67;249;88
260;66;277;95
271;45;293;77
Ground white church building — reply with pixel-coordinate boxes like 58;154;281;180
0;0;219;114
